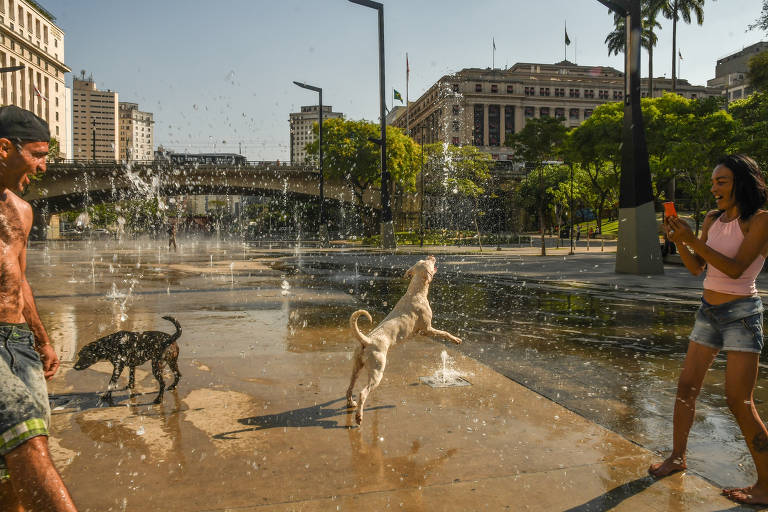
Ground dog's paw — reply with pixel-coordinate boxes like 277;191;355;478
346;400;358;409
355;412;363;425
454;338;462;344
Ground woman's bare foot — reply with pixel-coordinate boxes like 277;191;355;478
723;484;768;505
648;456;686;477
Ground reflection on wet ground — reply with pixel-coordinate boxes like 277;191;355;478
28;239;764;508
294;258;768;489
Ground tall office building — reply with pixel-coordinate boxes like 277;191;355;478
0;0;71;156
289;105;343;164
395;61;720;162
72;75;119;161
119;102;154;162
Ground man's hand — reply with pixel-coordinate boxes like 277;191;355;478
36;343;60;380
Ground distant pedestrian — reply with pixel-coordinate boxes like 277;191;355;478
576;226;581;241
0;106;77;511
650;155;768;506
588;226;594;238
168;222;177;252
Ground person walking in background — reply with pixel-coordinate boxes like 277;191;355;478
0;106;78;511
168;222;177;252
650;155;768;506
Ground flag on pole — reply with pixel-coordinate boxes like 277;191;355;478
394;89;403;103
33;84;47;101
406;53;410;80
678;50;683;60
492;38;496;51
565;25;571;46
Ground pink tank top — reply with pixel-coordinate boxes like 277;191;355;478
703;216;765;295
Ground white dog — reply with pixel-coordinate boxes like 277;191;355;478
346;255;462;425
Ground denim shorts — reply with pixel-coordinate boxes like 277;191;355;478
0;324;50;479
690;296;765;353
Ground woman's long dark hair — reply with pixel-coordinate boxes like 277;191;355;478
717;154;767;220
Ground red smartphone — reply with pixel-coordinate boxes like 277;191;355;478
663;201;677;219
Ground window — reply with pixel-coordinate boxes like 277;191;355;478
540;87;550;96
540;107;550;117
452;120;459;131
554;88;565;97
452;105;460;115
452;83;459;93
584;109;593;119
475;83;482;92
584;89;594;98
451;136;460;145
491;84;498;93
524;106;534;118
555;108;565;119
524;86;535;96
507;85;514;93
569;108;579;120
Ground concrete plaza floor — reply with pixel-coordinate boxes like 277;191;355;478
41;241;761;511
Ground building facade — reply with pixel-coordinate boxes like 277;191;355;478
395;61;720;162
72;75;119;161
707;41;768;102
119;102;154;162
0;0;71;156
289;105;343;164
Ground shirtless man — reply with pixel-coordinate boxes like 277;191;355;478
0;106;77;511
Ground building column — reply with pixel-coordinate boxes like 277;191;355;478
483;103;489;147
499;105;506;146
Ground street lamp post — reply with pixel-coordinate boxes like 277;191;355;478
0;65;24;74
420;125;425;248
293;80;328;246
348;0;396;249
596;0;663;274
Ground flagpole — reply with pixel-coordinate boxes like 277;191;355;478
406;53;409;137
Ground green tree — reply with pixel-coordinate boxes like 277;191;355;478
662;105;737;233
748;50;768;92
605;0;664;97
423;144;492;250
306;118;419;234
729;91;768;172
660;0;706;91
507;117;567;255
748;0;768;32
565;103;623;233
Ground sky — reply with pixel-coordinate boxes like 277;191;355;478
42;0;767;161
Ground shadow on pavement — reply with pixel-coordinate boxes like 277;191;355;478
212;397;394;439
563;475;658;511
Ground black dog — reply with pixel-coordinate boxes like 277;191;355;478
73;316;182;404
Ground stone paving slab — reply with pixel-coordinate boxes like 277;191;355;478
48;339;748;511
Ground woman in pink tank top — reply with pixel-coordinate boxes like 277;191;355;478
649;155;768;505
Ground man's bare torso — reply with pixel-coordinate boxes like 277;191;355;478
0;192;30;323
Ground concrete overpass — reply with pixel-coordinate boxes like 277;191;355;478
25;160;381;214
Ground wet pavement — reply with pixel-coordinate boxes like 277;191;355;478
29;239;761;510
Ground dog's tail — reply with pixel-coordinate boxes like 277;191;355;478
350;310;373;346
162;316;182;346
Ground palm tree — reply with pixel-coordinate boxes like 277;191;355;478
661;0;705;91
605;1;663;97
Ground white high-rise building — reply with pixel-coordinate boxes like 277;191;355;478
119;102;154;162
289;105;343;164
0;0;71;156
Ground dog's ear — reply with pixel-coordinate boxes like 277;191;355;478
404;264;416;279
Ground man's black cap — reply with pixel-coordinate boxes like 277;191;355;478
0;105;50;143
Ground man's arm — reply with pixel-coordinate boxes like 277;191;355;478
18;208;58;380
